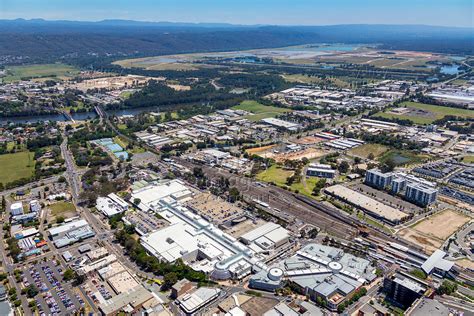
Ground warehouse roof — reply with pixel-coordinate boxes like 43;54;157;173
325;185;408;223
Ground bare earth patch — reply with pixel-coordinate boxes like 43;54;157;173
398;209;471;254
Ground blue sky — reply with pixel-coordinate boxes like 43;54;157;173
0;0;472;27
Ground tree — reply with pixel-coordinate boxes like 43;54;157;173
58;176;67;183
163;272;178;290
133;198;141;206
56;216;65;224
409;268;427;280
380;158;396;173
26;285;39;298
338;161;350;174
368;153;375;160
437;280;457;295
228;187;240;203
63;269;75;281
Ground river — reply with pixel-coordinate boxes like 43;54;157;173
0;106;162;125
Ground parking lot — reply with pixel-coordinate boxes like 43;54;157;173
22;261;85;315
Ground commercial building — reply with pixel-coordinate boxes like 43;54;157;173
261;118;300;131
131;179;193;211
171;279;195;299
239;222;290;252
10;202;23;216
47;219;95;248
249;244;377;311
107;270;140;294
176;287;221;314
137;181;267;280
406;298;452;316
98;285;155;316
48;219;89;238
405;183;438;207
77;254;117;275
383;271;428;308
306;164;336;179
325;185;408;225
29;200;41;213
96;193;129;218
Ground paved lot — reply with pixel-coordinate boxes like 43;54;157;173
22;261;84;316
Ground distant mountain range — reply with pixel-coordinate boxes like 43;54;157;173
0;19;472;64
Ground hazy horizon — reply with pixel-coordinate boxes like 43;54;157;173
0;0;472;28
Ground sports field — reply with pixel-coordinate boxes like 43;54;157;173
2;63;79;83
0;152;35;184
232;100;291;121
374;101;474;125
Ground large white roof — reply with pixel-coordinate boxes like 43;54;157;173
132;180;192;207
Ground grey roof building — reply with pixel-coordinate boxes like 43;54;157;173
249;243;376;311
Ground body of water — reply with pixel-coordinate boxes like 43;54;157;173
0;106;161;125
440;64;461;75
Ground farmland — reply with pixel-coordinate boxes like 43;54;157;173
0;152;36;185
374;101;474;125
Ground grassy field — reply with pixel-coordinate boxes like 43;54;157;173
1;63;79;83
0;152;35;184
380;150;426;166
348;144;389;159
232;100;291;122
291;177;320;198
50;202;76;216
256;165;293;187
462;156;474;163
282;74;323;84
374;101;474;125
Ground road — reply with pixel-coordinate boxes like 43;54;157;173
61;132;156;281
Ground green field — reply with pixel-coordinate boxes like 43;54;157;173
1;63;79;83
0;151;35;184
375;101;474;125
256;165;293;186
232;100;291;122
462;156;474;163
50;202;76;216
290;177;320;198
348;143;389;159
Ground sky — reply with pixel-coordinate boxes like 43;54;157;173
0;0;472;27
